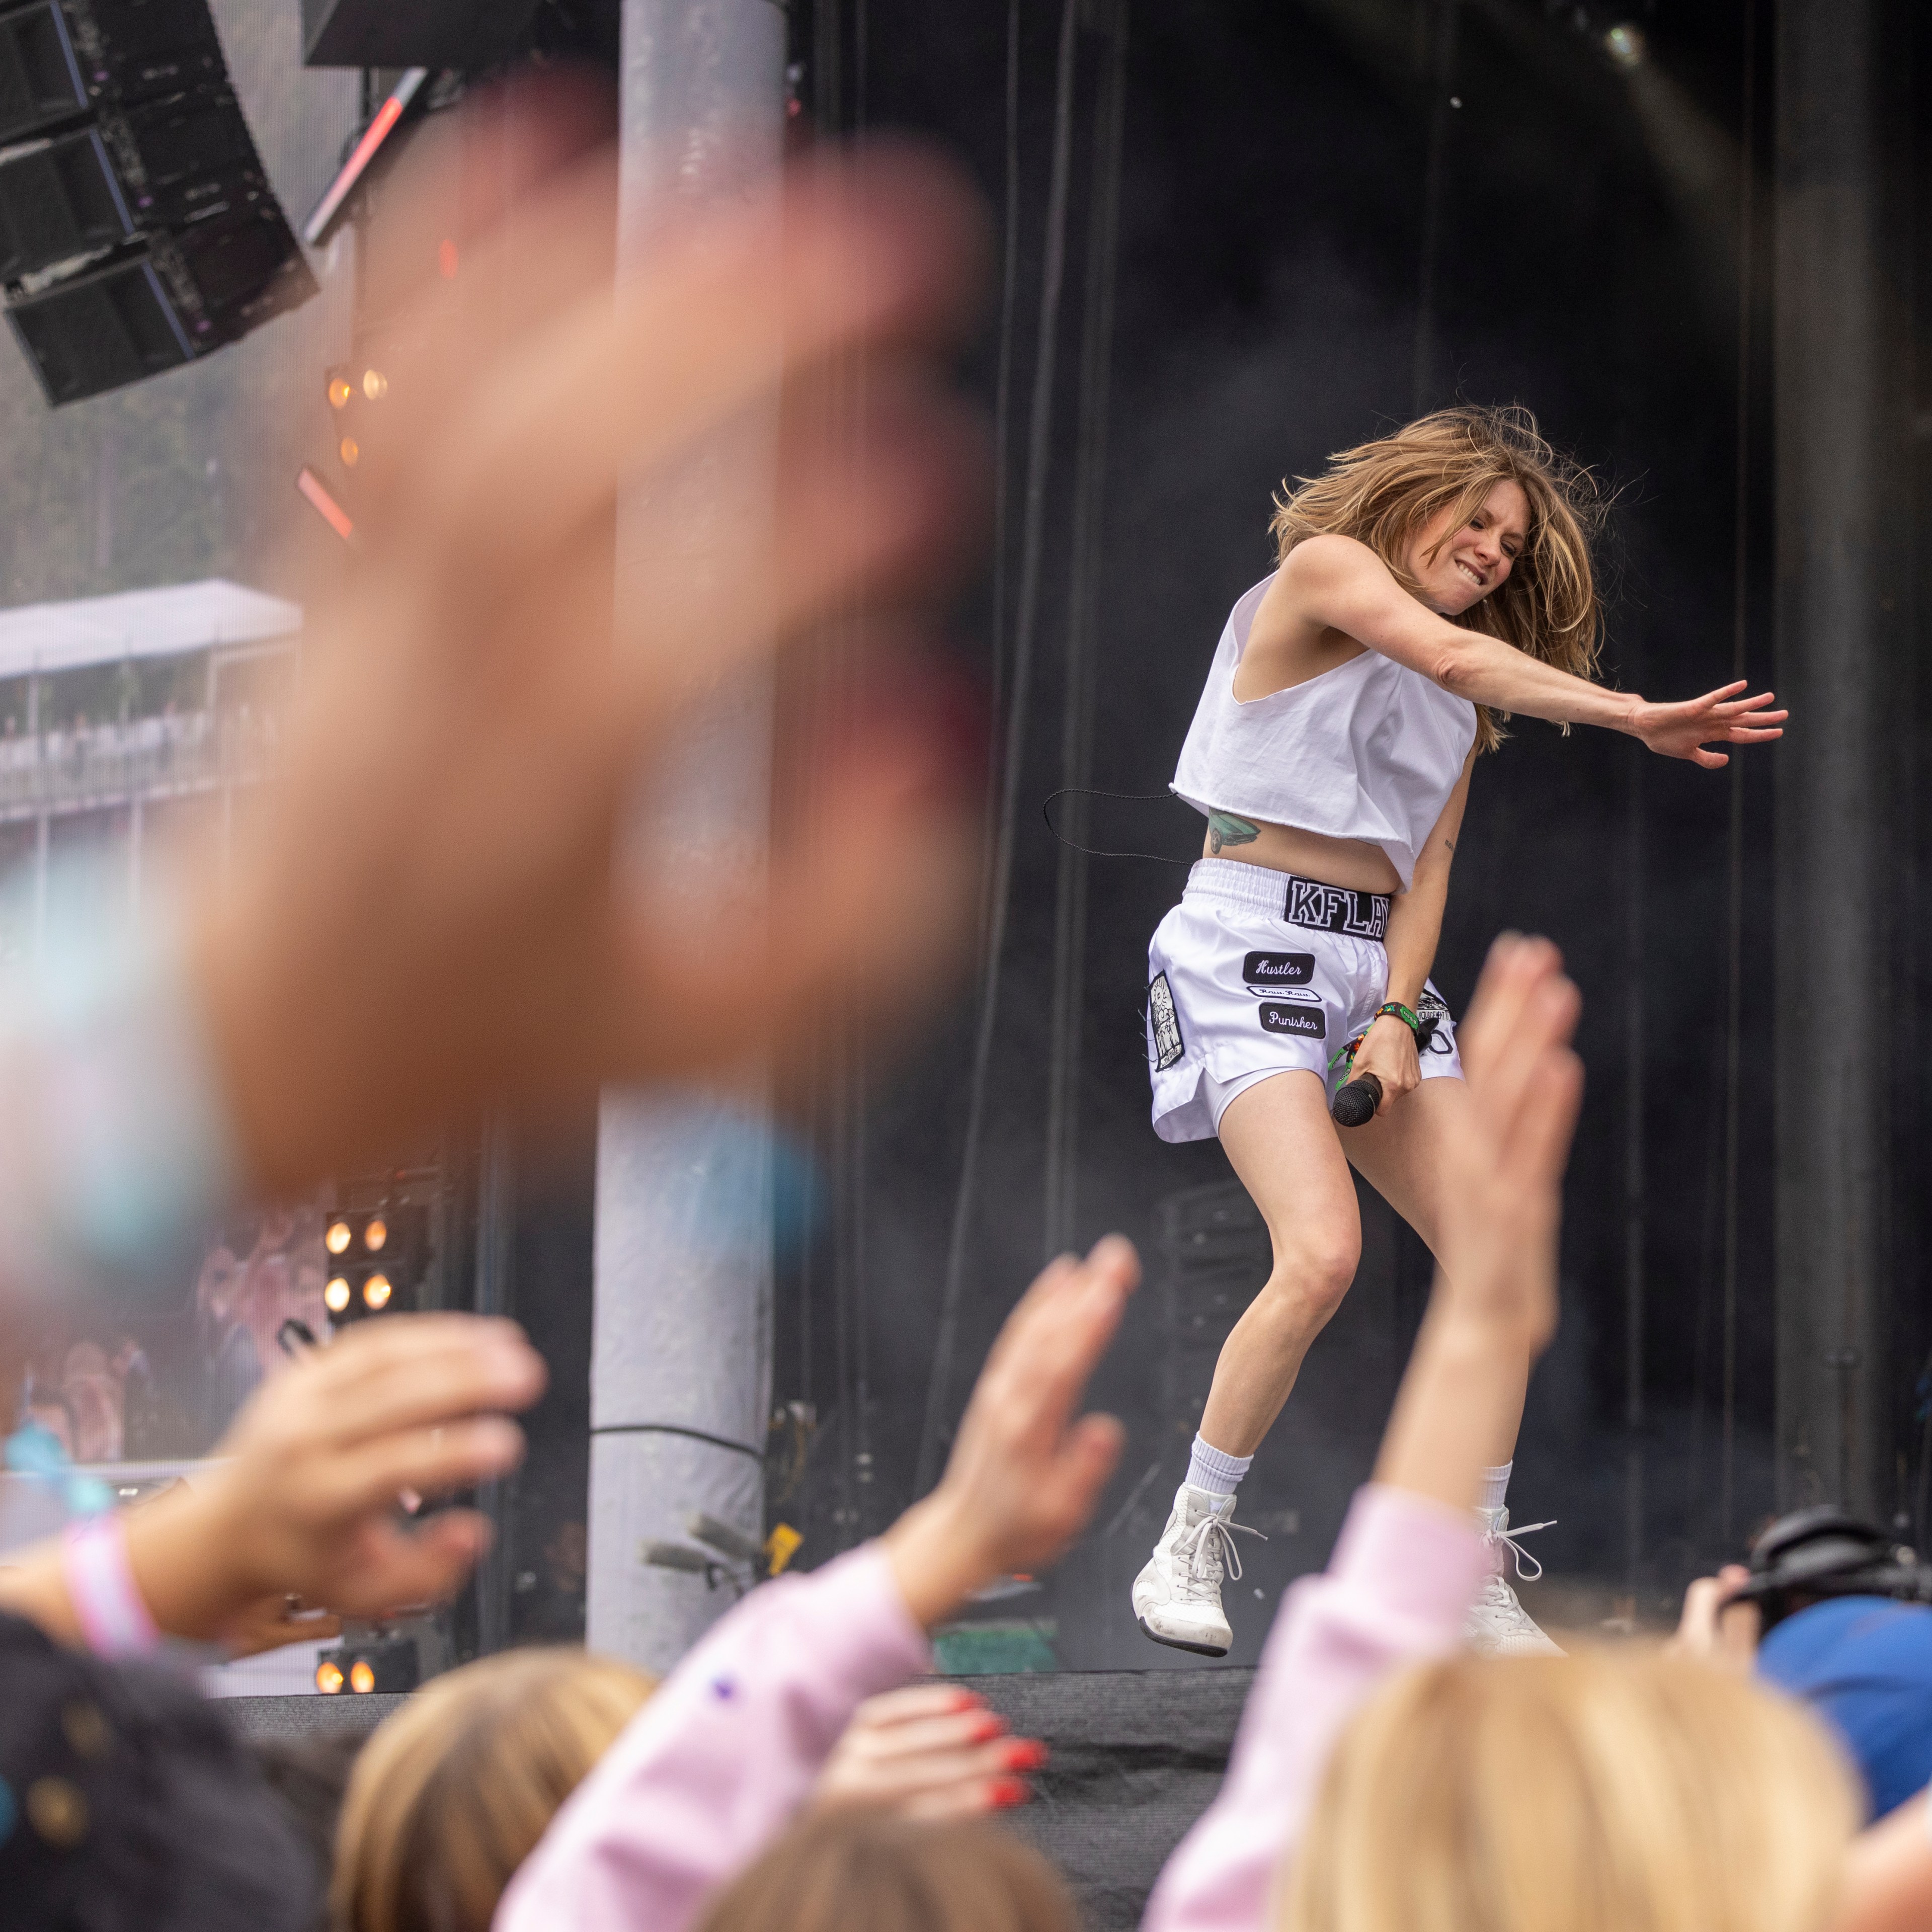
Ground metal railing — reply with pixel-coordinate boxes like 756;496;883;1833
0;712;277;816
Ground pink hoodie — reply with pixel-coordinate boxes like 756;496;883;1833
494;1485;1485;1932
1143;1485;1488;1932
495;1543;929;1932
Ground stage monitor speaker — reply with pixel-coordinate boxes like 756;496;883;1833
5;248;190;401
300;0;539;69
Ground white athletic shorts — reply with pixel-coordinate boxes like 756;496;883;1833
1146;857;1464;1144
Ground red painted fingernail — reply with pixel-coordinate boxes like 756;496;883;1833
1005;1738;1049;1772
950;1691;986;1713
970;1713;1009;1742
991;1778;1030;1809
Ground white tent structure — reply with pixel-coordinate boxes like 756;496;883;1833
0;580;299;684
0;579;301;958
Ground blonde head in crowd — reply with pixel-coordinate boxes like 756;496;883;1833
1280;1647;1859;1932
333;1647;657;1932
1269;404;1605;752
696;1811;1082;1932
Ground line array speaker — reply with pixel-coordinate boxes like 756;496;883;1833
0;0;314;404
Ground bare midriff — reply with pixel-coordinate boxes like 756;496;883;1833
1199;815;1402;895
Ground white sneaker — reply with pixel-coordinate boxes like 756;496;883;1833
1463;1506;1563;1657
1133;1483;1262;1656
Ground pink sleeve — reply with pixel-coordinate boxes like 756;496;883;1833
1142;1485;1487;1932
495;1542;930;1932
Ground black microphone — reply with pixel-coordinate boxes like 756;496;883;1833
1331;1073;1382;1128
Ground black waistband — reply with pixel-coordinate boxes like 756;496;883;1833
1280;872;1391;941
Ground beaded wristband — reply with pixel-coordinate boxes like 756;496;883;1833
61;1512;161;1660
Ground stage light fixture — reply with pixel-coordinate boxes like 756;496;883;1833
297;465;354;542
316;1636;420;1695
327;374;352;409
338;435;359;466
326;1218;352;1254
361;368;387;400
319;1206;431;1327
1604;23;1645;66
301;66;428;248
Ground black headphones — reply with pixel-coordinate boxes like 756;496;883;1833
1724;1506;1932;1632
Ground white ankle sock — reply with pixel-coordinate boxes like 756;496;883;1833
1479;1461;1512;1515
1187;1434;1252;1498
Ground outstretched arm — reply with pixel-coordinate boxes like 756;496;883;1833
500;1238;1136;1932
1277;535;1785;767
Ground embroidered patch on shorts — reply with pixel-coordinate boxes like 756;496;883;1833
1416;986;1454;1055
1259;1002;1325;1039
1148;972;1185;1071
1242;950;1315;994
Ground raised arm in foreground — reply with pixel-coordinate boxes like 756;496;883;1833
1144;935;1584;1932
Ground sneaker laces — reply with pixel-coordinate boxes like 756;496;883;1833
1483;1516;1555;1583
1174;1510;1265;1597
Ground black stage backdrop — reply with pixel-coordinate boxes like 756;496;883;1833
763;0;1930;1670
507;0;1932;1669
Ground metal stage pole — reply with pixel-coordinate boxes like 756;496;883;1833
587;0;784;1671
1772;0;1902;1520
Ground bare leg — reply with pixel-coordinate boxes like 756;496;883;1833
1198;1070;1363;1458
1344;1076;1527;1468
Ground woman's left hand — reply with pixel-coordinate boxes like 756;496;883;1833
1348;1013;1421;1114
1628;681;1787;767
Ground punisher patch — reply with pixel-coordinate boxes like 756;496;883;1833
1259;1002;1325;1039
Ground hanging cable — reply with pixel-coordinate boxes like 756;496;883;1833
979;0;1023;978
1411;0;1461;416
1043;0;1130;1259
1042;786;1189;864
1720;0;1756;1546
916;0;1082;1498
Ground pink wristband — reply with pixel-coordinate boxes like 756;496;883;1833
61;1512;161;1659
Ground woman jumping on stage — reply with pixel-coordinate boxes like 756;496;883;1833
1133;406;1784;1658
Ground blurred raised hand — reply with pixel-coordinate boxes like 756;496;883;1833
0;1314;545;1646
188;79;989;1194
884;1236;1137;1628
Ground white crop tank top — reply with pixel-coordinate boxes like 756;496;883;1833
1171;574;1477;891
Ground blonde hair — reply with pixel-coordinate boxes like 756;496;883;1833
1270;405;1605;752
695;1812;1082;1932
1281;1648;1858;1932
332;1647;656;1932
